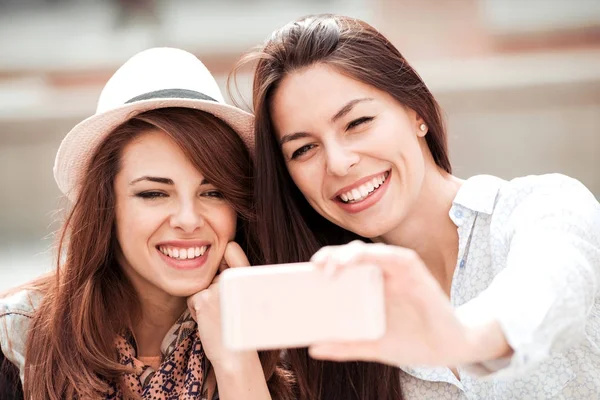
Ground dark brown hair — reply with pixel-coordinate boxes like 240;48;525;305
21;108;293;399
232;14;452;400
1;350;23;399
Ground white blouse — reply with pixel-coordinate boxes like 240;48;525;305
400;174;600;399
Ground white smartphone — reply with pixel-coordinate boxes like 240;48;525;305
219;262;386;351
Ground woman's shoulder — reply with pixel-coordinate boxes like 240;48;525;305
494;173;598;219
503;173;593;198
458;173;596;214
482;174;600;250
0;288;43;318
457;173;599;244
0;288;44;380
455;173;595;216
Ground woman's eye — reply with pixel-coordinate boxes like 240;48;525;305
203;190;224;199
346;116;374;130
136;191;167;199
291;144;316;160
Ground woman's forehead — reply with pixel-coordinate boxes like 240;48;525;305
272;66;380;125
118;129;206;183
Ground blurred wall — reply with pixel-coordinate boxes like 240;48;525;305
1;0;599;290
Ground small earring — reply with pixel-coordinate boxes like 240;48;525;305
419;123;427;132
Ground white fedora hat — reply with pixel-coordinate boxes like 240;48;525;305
53;47;254;201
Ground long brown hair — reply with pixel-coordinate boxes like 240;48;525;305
22;108;293;399
232;14;452;400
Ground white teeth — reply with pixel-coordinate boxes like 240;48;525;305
159;245;208;260
339;172;388;204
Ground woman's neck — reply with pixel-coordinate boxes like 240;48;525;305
132;291;187;357
375;168;462;296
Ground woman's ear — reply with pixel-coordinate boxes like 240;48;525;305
411;110;427;137
417;120;428;137
408;108;427;137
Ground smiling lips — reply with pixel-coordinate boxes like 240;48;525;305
158;245;208;260
156;242;211;270
337;171;390;203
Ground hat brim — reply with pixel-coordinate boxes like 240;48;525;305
53;97;254;200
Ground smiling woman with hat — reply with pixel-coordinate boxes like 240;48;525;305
0;48;294;400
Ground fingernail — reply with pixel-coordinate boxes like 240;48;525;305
311;253;325;264
324;262;336;277
308;346;324;358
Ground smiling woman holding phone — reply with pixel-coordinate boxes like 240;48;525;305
235;13;600;400
0;48;293;400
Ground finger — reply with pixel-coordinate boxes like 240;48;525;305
311;245;340;266
311;241;366;276
308;341;380;363
335;243;419;277
312;247;341;276
220;242;250;273
323;262;341;277
311;240;364;261
330;240;368;268
217;257;228;274
312;240;365;264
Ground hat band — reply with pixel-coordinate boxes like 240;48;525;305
126;88;218;104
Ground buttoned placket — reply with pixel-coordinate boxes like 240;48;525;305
400;204;480;393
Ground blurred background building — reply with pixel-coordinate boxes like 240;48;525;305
1;0;599;290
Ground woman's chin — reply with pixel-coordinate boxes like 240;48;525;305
162;280;211;298
344;223;389;240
